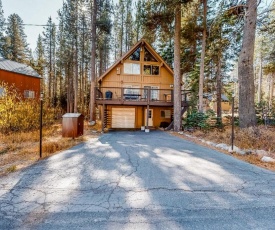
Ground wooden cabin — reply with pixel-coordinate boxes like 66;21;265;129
204;93;231;113
0;58;41;99
96;39;188;131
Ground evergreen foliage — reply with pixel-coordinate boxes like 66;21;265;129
3;14;30;64
0;0;274;129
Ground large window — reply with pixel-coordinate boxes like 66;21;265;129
128;47;141;61
144;47;157;62
123;85;140;100
143;65;159;75
24;90;35;98
124;63;140;74
143;86;159;100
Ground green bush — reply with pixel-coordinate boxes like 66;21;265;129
183;110;214;130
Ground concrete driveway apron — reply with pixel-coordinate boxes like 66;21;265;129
0;131;275;230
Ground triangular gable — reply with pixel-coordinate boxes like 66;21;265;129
98;39;173;82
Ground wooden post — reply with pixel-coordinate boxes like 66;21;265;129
231;96;234;151
146;88;150;130
121;87;124;102
102;104;105;132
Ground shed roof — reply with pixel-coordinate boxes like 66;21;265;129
0;58;41;78
62;113;83;118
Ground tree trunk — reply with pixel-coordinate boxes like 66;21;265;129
89;0;97;123
49;24;52;105
238;0;257;128
216;53;222;124
173;3;182;132
269;73;274;109
198;0;207;112
74;1;79;113
257;49;262;103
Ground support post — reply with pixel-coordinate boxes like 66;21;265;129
102;104;105;132
231;95;235;152
39;92;43;158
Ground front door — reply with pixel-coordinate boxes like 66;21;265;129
145;109;153;126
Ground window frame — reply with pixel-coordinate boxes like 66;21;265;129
123;62;141;75
24;90;35;99
143;64;160;76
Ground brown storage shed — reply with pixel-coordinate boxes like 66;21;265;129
62;113;84;138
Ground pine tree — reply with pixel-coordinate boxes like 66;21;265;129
89;0;97;122
4;13;30;64
238;0;257;128
97;0;112;75
34;34;45;77
0;0;6;57
42;17;57;106
143;0;194;131
133;0;146;43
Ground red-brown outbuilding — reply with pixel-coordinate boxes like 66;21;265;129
0;58;41;99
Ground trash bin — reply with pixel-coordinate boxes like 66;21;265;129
105;91;113;99
62;113;84;138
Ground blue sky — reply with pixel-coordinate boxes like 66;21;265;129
2;0;64;51
1;0;274;52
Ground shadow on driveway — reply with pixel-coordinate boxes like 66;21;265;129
0;131;275;229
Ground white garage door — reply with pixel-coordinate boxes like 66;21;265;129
112;108;135;128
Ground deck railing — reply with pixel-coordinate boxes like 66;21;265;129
95;87;191;104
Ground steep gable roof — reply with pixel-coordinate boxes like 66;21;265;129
0;58;41;78
98;39;173;82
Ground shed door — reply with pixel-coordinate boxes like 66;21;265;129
112;108;135;128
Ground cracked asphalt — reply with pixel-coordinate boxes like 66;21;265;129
0;131;275;230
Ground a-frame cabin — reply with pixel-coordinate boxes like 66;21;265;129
95;39;188;131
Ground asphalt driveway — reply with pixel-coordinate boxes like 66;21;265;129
0;131;275;230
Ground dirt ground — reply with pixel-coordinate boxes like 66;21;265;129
0;123;274;177
0;123;101;177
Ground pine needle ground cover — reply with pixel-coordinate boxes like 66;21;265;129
175;125;275;171
1;123;274;177
0;123;100;177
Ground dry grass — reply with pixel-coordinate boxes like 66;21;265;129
0;121;101;177
176;125;275;171
1;121;274;177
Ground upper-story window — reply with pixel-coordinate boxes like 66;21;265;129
24;90;35;99
143;65;159;75
128;47;141;61
124;63;140;74
144;47;157;62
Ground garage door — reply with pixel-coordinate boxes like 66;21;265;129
112;108;135;128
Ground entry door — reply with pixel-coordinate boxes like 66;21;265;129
145;109;153;126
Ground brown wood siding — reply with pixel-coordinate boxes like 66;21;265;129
100;50;174;90
151;107;173;127
0;69;41;99
98;40;175;130
105;105;172;129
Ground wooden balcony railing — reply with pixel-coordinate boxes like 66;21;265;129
95;87;190;106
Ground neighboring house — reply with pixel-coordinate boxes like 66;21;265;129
0;58;41;99
203;93;231;113
96;39;188;130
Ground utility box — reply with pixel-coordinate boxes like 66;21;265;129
62;113;84;138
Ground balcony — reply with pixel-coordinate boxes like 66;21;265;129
95;87;190;107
